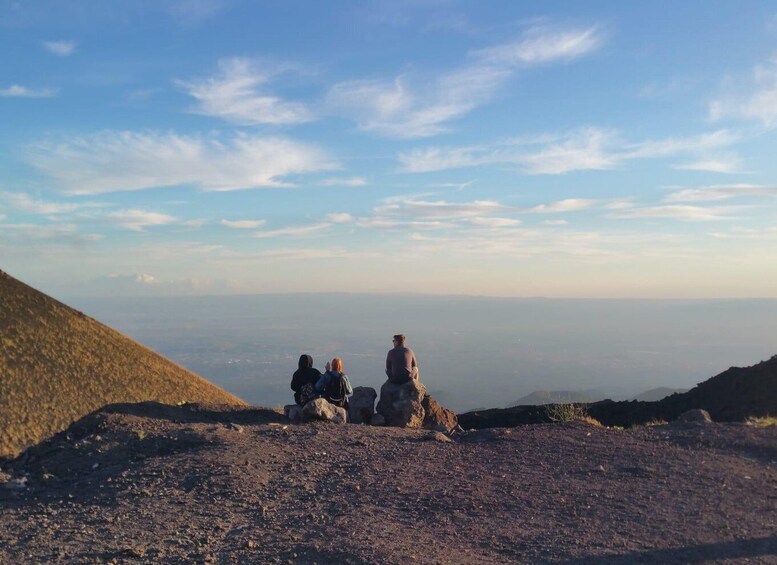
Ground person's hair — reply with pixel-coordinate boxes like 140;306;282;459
393;334;406;344
331;357;343;372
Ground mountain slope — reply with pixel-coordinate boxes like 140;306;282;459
0;270;245;458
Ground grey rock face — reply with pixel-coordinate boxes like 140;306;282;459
349;386;378;424
301;398;347;424
376;379;427;428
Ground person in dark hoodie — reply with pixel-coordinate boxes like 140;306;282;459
290;354;322;406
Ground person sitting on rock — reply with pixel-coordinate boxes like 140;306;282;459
385;334;419;384
290;354;322;406
315;357;353;409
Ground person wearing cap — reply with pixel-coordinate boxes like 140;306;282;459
385;334;419;384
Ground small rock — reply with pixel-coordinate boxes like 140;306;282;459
675;409;713;424
301;398;347;424
245;539;258;549
227;423;244;433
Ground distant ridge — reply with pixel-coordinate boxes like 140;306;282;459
509;389;602;406
0;270;246;458
460;355;777;429
631;387;688;402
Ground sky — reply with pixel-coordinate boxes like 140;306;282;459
2;0;777;299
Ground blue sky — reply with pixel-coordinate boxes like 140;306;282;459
2;0;777;298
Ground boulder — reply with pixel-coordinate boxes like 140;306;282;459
284;404;303;423
349;386;377;424
675;409;713;424
422;394;458;432
376;379;427;428
301;398;347;424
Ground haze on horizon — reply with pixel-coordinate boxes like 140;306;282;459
1;1;777;299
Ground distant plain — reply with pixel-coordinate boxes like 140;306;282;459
69;295;777;412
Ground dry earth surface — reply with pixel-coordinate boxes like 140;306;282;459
1;403;775;564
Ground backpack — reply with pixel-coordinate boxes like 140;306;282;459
324;372;350;409
298;382;317;406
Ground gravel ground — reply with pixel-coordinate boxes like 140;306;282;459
1;403;775;564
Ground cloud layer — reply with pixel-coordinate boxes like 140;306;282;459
28;131;337;194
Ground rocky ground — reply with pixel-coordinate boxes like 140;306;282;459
1;402;775;564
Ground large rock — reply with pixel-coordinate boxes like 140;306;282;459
376;379;427;428
422;394;458;432
301;398;347;424
349;386;377;424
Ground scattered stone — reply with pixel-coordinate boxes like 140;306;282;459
301;398;347;424
122;545;146;558
421;394;458;432
227;423;244;433
376;379;427;428
675;409;713;424
244;539;258;550
349;386;377;424
284;404;303;423
430;431;452;443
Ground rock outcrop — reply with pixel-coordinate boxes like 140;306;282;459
377;379;427;428
422;394;458;432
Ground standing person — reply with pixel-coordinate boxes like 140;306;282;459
385;334;419;384
315;357;353;409
290;354;322;406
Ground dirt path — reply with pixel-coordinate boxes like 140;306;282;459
1;403;775;564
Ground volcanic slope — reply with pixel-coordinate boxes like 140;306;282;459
0;270;245;458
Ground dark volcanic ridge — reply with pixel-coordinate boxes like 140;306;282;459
460;355;777;430
1;402;775;564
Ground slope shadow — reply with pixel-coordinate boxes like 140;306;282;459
550;534;777;565
1;401;287;509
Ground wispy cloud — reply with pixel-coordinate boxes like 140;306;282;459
42;40;76;56
608;204;741;221
168;0;225;25
28;130;337;194
327;24;603;138
472;25;603;66
320;176;367;187
709;55;777;126
253;223;332;238
466;217;521;227
664;183;777;202
0;85;58;98
325;212;354;224
0;191;102;214
104;209;179;231
529;199;595;213
399;128;739;174
179;58;314;125
375;198;508;218
0;223;101;243
221;219;266;229
672;155;743;173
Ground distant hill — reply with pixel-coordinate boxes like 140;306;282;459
632;387;688;402
0;270;245;458
460;355;777;429
510;389;603;406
